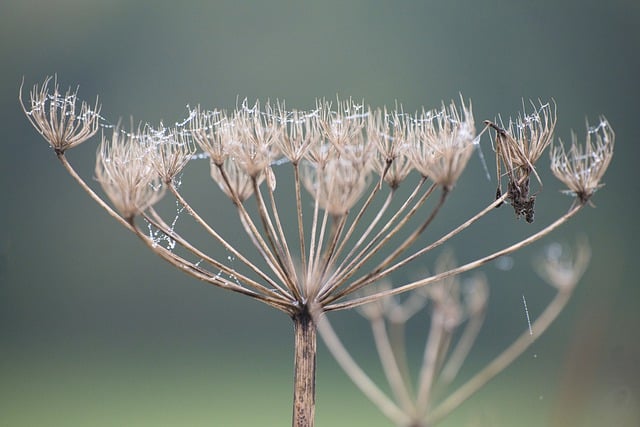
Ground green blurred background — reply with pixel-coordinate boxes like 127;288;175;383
1;0;638;426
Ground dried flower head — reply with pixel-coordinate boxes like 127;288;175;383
550;118;614;204
210;157;269;203
486;101;556;222
408;99;475;191
20;76;101;153
301;155;371;216
95;128;165;220
145;126;195;183
226;100;282;177
275;104;321;164
189;107;229;166
368;108;414;189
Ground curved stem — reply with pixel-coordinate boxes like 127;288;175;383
314;311;411;426
130;217;294;313
371;314;415;414
326;201;585;311
318;179;433;301
57;153;133;232
324;184;444;304
293;163;308;278
348;193;508;295
169;185;286;296
252;177;299;294
144;209;288;301
427;288;573;425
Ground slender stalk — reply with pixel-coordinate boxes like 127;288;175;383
293;163;308;277
57;154;133;232
326;201;585;311
324;183;441;303
264;169;302;299
143;209;287;301
252;176;293;280
364;193;508;285
438;307;486;387
292;307;317;427
216;164;290;286
415;310;446;418
315;311;411;426
318;179;432;301
427;288;573;425
130;217;293;312
371;314;415;414
169;185;287;296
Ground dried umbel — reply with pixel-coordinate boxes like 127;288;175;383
19;76;101;153
551;118;614;204
95;128;165;220
21;76;615;427
486;101;557;222
408;100;476;191
317;239;588;427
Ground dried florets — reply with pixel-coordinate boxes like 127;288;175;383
486;101;556;223
95;128;165;220
408;99;475;191
550;118;614;204
20;76;102;153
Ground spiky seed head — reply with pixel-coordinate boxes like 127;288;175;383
95;128;165;220
189;106;229;166
550;118;614;204
408;99;476;191
20;76;101;153
145;126;195;183
210;157;268;203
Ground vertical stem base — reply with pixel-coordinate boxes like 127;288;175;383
292;307;317;427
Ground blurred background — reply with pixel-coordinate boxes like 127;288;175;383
1;0;638;426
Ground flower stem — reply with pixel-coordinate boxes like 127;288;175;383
292;306;317;427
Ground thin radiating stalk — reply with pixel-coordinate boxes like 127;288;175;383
316;214;348;286
370;314;415;414
427;288;573;425
415;310;447;418
329;174;388;264
58;154;134;232
315;311;411;426
130;217;293;312
438;308;486;387
354;193;509;291
333;189;395;274
324;183;442;303
332;179;431;284
252;177;299;292
318;179;433;301
169;185;288;297
264;169;302;300
347;188;449;293
306;171;323;292
143;209;288;302
293;163;308;278
326;201;585;311
216;164;291;288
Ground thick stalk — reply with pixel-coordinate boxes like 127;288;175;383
292;307;317;427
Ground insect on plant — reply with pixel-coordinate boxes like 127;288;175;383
484;101;556;223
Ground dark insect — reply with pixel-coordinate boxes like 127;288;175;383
484;120;538;223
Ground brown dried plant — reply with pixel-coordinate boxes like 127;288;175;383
316;238;590;427
21;77;613;427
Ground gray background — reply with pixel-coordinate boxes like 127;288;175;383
1;1;638;426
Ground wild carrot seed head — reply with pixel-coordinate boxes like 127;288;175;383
20;76;101;154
